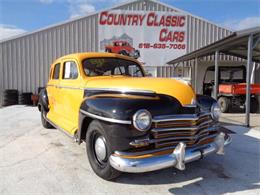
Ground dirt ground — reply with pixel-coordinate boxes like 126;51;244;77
0;105;259;195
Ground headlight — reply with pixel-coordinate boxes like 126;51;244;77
133;109;152;131
211;102;221;120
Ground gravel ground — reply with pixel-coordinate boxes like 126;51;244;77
0;105;259;195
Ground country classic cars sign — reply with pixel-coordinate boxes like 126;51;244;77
98;10;187;66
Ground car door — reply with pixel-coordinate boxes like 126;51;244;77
47;62;63;120
58;59;84;135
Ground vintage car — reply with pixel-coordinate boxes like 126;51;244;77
105;40;140;59
38;52;231;180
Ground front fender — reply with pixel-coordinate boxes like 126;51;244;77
77;92;197;149
80;93;192;121
196;94;217;112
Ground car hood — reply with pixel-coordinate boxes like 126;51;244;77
85;77;195;105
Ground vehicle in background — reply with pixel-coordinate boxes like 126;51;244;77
203;65;260;113
105;40;140;59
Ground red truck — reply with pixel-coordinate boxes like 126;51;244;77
105;41;140;59
203;66;260;113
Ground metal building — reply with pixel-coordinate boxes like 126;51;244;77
0;0;233;105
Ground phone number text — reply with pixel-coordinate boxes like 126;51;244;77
138;43;186;49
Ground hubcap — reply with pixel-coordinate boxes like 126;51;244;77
94;136;107;162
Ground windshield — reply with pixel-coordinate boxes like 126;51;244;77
204;66;246;84
204;70;215;83
220;68;245;83
82;58;144;77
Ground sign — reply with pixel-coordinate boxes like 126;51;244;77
98;10;187;66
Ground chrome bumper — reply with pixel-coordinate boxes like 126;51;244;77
109;133;232;173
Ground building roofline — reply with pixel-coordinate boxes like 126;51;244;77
167;26;260;64
0;0;231;44
0;0;138;43
148;0;232;30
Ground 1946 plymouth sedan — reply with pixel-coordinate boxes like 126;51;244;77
38;52;232;180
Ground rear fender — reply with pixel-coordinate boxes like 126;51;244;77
38;88;49;112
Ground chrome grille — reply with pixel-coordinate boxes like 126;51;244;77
151;113;218;148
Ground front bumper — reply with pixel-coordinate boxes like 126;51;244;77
109;133;232;173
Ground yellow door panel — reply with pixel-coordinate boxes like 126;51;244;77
58;85;84;134
46;63;64;122
56;59;84;135
47;110;75;133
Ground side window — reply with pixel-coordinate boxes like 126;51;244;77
52;63;60;79
63;61;78;79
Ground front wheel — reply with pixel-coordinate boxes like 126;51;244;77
86;120;121;180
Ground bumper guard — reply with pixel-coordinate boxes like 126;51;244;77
109;133;231;173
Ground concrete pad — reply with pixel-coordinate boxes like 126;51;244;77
220;113;260;127
0;106;259;195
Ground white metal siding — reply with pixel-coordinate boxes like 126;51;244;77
186;15;232;53
0;0;233;96
0;14;98;94
0;44;3;106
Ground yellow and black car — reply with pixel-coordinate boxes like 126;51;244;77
38;52;231;180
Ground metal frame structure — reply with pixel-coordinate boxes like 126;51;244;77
167;27;260;127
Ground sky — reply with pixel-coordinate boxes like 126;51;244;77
0;0;260;40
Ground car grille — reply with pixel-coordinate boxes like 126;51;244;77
151;113;218;149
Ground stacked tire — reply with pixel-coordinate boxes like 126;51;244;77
2;90;18;106
18;93;33;105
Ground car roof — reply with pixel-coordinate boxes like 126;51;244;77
52;52;139;65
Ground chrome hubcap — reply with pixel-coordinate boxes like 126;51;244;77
94;136;107;162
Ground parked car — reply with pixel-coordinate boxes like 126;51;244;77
203;65;260;113
105;40;140;59
39;52;231;180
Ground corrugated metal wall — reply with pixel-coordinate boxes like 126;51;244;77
0;14;98;96
0;44;3;106
117;0;233;77
186;15;232;53
0;0;233;105
117;0;232;53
